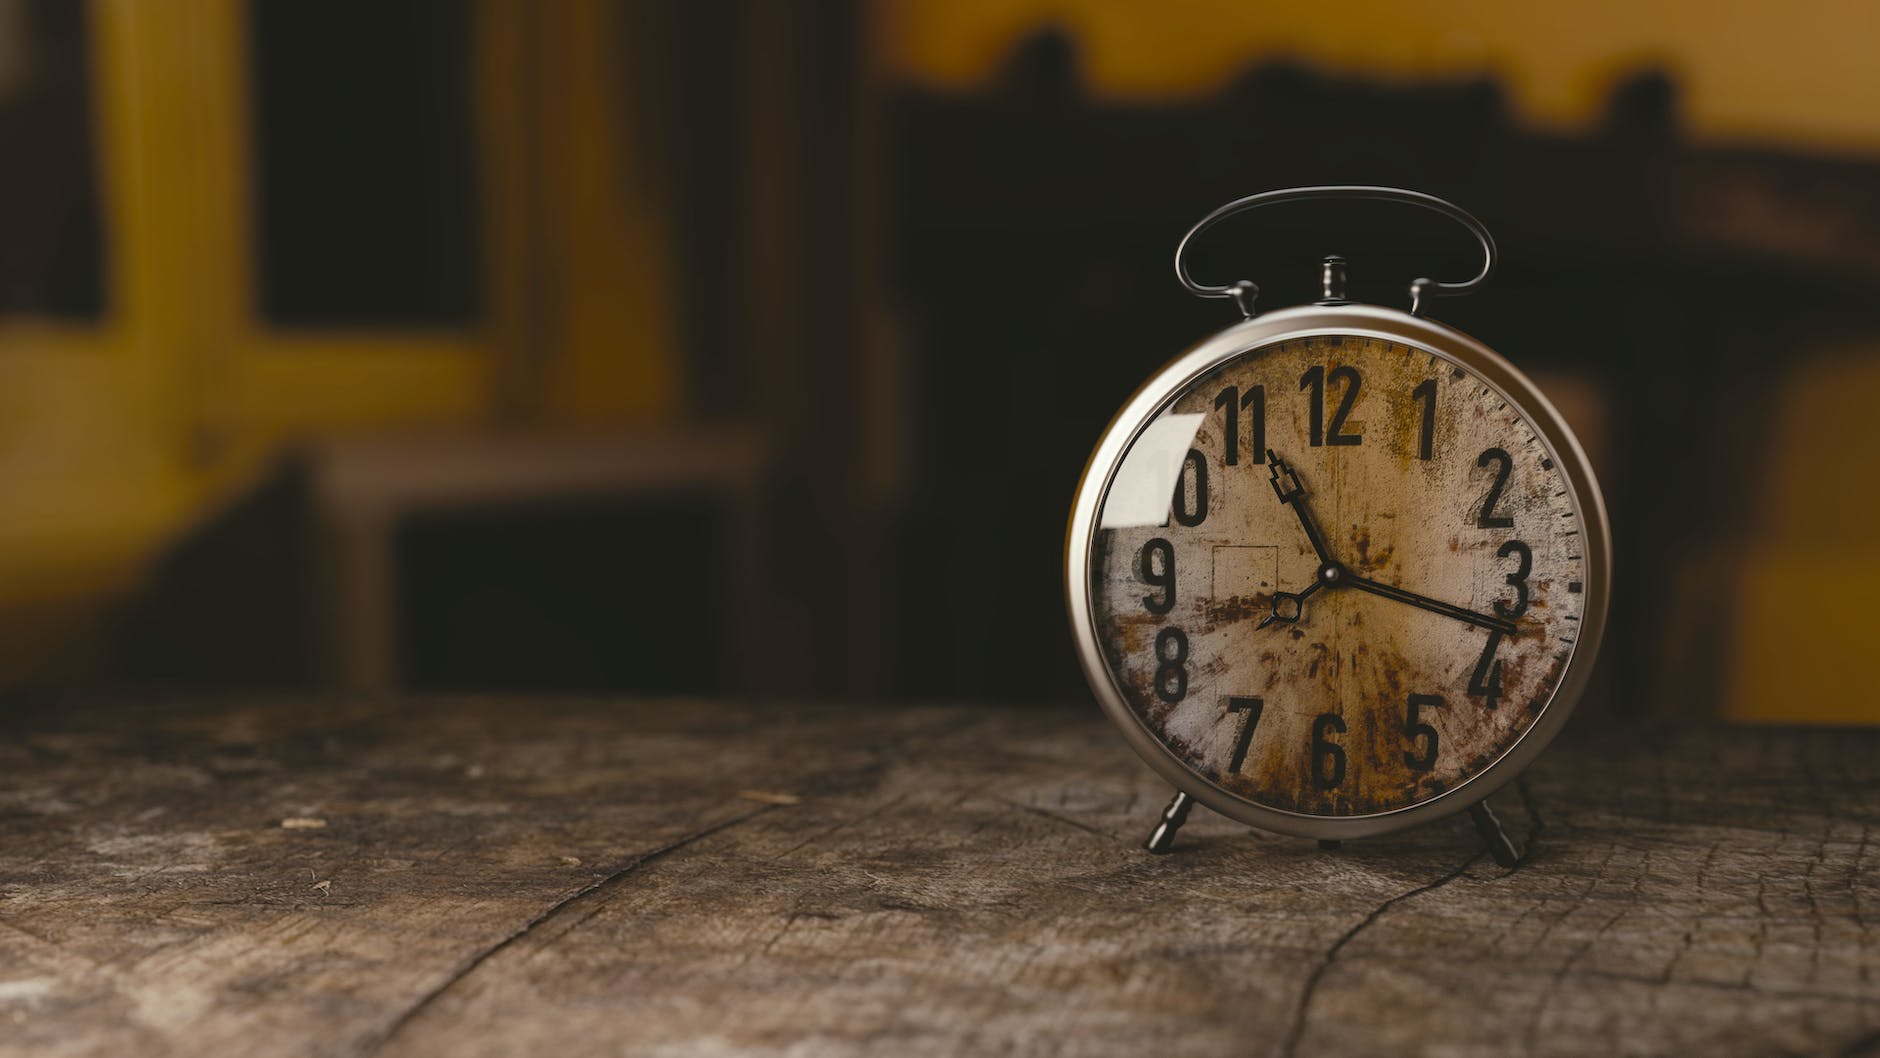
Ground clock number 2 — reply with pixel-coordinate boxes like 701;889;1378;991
1475;447;1515;529
1300;365;1362;447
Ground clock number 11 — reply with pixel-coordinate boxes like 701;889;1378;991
1213;385;1266;465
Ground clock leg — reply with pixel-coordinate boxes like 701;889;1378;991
1468;799;1526;868
1143;790;1194;854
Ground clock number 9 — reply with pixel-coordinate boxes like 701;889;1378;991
1153;627;1189;703
1138;538;1175;615
1311;713;1346;789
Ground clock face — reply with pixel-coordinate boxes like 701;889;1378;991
1087;331;1590;820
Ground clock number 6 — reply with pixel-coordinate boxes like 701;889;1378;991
1403;694;1443;771
1311;713;1346;789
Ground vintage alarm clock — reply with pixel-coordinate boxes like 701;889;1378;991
1064;186;1610;864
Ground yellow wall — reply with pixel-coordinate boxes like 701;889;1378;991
877;0;1880;153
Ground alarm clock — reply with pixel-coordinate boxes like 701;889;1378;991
1064;186;1610;864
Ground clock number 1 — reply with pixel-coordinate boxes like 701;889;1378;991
1214;385;1266;466
1410;378;1437;460
1224;696;1264;775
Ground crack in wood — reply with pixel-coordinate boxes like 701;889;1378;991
1280;853;1484;1058
363;802;778;1056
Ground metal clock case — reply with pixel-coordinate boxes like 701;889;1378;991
1064;187;1611;864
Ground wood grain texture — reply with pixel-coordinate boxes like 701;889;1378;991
0;693;1875;1057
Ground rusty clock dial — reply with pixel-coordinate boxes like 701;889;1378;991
1089;329;1587;815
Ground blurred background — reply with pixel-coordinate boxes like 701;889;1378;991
2;0;1877;721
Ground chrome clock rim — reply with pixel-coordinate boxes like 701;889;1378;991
1065;302;1612;840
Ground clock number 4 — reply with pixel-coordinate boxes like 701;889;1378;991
1214;385;1266;466
1468;631;1505;710
1224;696;1264;775
1300;365;1362;447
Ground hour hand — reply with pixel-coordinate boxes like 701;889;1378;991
1266;450;1334;565
1257;580;1323;630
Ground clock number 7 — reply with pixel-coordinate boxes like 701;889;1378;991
1224;696;1264;776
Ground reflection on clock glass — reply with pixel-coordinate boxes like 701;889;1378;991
1090;335;1588;817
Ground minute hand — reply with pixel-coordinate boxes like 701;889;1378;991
1343;573;1518;636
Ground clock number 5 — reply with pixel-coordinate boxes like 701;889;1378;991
1403;693;1443;771
1311;713;1346;789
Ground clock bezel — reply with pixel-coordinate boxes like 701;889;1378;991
1065;302;1612;840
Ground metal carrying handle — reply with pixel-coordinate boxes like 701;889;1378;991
1173;185;1497;318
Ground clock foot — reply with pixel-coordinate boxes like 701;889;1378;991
1469;799;1526;868
1143;790;1194;854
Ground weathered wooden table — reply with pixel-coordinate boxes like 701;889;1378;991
0;693;1873;1056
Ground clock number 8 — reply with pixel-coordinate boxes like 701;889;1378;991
1153;627;1188;703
